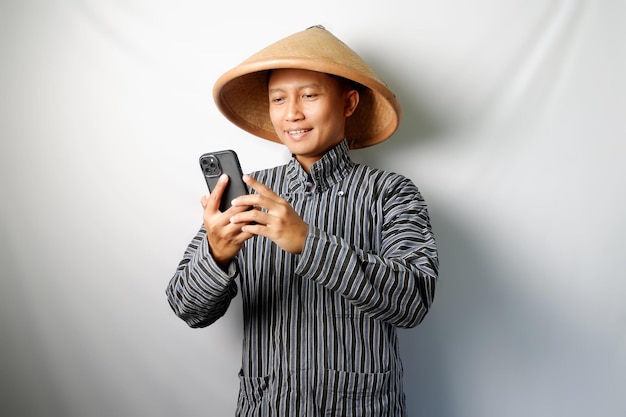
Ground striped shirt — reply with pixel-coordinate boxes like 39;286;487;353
166;140;438;416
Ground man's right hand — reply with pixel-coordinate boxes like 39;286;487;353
202;174;254;269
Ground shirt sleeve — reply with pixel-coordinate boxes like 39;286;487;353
295;177;438;328
165;226;239;328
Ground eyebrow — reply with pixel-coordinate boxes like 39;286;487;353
268;83;324;94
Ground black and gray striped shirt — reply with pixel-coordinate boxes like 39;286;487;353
167;140;438;416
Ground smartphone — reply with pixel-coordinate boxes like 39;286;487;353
199;150;248;212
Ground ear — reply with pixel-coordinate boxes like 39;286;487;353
343;89;359;117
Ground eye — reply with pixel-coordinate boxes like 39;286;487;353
270;96;285;104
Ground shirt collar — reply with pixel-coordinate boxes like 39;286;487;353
285;139;354;193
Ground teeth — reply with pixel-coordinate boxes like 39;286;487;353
288;129;309;134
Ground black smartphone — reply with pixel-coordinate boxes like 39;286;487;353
199;150;248;212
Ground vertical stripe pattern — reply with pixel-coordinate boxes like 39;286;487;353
166;140;438;416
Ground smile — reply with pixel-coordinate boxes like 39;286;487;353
286;129;312;135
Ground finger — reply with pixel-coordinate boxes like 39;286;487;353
242;175;279;199
230;208;268;226
207;174;229;211
207;204;250;230
223;203;254;218
231;193;268;210
232;176;283;210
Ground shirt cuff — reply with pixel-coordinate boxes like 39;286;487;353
198;235;239;281
295;225;323;278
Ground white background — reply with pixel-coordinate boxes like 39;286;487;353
1;1;625;416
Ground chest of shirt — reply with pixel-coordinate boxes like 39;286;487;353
284;185;381;252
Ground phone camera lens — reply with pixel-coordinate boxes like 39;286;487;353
202;156;221;176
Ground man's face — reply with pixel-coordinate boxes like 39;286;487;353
268;69;358;171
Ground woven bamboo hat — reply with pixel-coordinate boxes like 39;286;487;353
213;25;402;149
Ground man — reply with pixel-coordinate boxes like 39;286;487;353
167;25;438;416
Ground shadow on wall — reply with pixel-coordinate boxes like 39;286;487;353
359;51;455;148
398;204;626;417
397;205;490;417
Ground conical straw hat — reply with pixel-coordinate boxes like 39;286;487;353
213;25;402;149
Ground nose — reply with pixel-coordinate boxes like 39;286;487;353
285;99;303;121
